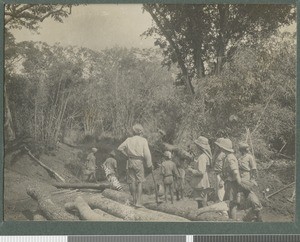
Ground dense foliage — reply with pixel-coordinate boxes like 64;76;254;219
4;4;296;160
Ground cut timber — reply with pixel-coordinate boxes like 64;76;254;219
102;189;229;221
93;209;123;221
85;195;189;221
65;196;122;221
162;143;193;161
33;212;47;221
27;185;78;221
24;146;65;183
52;182;110;190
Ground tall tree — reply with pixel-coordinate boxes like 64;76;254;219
5;4;74;141
143;4;295;94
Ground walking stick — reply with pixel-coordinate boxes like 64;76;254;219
151;169;160;205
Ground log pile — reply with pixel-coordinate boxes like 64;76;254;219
27;185;78;220
65;196;122;221
27;184;229;221
102;189;229;221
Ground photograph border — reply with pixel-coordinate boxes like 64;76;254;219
0;0;299;235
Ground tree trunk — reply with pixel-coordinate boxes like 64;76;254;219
65;196;122;221
216;4;229;74
86;194;189;221
4;83;15;141
26;185;78;221
102;189;229;221
144;5;194;95
52;182;110;190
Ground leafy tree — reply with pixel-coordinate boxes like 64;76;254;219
176;32;296;159
143;4;295;94
5;4;74;141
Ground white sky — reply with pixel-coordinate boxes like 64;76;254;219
11;4;296;52
11;4;156;51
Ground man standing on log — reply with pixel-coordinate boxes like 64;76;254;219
103;151;123;191
188;136;212;208
118;124;152;208
82;147;98;182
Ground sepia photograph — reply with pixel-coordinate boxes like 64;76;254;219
4;3;296;223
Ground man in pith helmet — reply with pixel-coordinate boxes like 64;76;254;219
188;136;212;208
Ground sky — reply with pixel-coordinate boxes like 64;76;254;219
11;4;296;52
11;4;156;51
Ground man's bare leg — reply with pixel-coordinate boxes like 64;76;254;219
170;185;174;204
164;184;168;202
135;182;143;207
130;182;137;205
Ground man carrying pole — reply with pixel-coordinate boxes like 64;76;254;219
118;124;153;208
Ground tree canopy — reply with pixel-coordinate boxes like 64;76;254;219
143;4;295;94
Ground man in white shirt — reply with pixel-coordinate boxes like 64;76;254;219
118;124;152;207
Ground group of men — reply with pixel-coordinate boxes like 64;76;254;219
188;136;262;221
82;123;262;221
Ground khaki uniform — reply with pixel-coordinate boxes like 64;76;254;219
190;153;210;200
118;135;152;184
161;159;179;185
222;153;240;204
214;152;226;201
239;153;256;181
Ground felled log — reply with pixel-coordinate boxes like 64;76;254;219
93;209;123;221
27;185;78;221
33;212;47;221
25;146;65;182
86;195;189;221
102;189;229;221
52;182;110;190
65;196;122;221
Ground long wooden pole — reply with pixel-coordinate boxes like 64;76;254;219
25;146;65;183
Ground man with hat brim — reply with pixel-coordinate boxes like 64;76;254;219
238;142;257;182
82;147;98;182
161;151;179;204
215;139;262;221
102;150;122;191
118;124;153;208
188;136;212;208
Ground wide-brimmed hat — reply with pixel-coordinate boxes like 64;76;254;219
239;142;249;150
92;148;98;153
163;151;172;159
132;124;144;135
215;138;234;153
194;136;212;159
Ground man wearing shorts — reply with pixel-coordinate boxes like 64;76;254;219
118;124;152;207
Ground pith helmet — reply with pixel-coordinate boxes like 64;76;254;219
163;151;172;159
132;124;144;135
215;138;234;153
92;148;98;153
194;136;212;159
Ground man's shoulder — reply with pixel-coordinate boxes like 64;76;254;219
227;153;238;162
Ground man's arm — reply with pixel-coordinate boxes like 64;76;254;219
117;140;128;157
